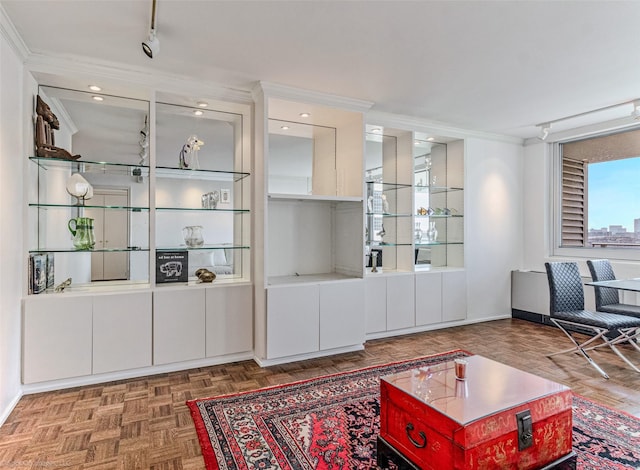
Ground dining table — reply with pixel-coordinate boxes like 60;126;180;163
584;278;640;292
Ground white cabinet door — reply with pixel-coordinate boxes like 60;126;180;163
443;270;467;322
206;285;253;357
319;280;365;350
93;292;152;374
365;276;387;333
415;272;443;326
267;285;319;359
153;289;206;365
386;274;415;330
23;296;93;383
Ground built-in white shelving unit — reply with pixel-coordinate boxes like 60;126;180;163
253;83;372;365
22;78;253;389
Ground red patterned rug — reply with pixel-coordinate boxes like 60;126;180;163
187;350;640;469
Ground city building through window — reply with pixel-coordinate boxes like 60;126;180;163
560;127;640;249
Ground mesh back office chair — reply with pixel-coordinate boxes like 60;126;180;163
586;259;640;318
544;262;640;379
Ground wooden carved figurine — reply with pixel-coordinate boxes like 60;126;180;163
35;95;81;160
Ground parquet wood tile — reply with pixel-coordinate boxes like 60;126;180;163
1;319;640;469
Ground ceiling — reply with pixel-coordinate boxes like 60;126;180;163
3;0;640;139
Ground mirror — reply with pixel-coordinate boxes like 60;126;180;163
414;138;448;267
268;119;336;195
34;86;150;286
155;103;240;172
154;103;244;279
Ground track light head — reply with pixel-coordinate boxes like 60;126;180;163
538;123;551;141
142;29;159;58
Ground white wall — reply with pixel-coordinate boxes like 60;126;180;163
522;142;550;271
0;30;24;424
464;137;523;320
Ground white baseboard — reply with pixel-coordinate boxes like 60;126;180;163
253;344;364;368
365;314;511;341
22;351;254;395
0;390;23;427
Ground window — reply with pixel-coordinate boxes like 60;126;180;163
560;128;640;250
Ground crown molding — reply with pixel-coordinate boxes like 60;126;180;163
24;52;254;105
366;110;524;145
0;4;30;61
257;81;374;113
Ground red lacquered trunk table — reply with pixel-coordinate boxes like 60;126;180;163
379;355;573;469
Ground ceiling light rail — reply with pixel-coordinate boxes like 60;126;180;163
536;98;640;140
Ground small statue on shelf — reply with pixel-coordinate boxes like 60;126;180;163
34;95;81;160
179;134;204;169
195;268;216;283
54;277;72;293
381;194;390;214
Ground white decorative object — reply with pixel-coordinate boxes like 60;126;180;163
65;173;93;202
179;134;204;169
201;191;219;209
427;221;438;242
381;194;390;213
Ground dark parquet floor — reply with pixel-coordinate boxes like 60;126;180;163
1;318;640;469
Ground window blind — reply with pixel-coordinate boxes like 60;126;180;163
561;157;586;246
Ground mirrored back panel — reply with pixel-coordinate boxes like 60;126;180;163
29;86;151;292
267;119;336;196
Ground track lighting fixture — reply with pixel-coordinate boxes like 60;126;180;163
141;0;159;58
631;101;640;121
538;123;551;141
536;97;640;140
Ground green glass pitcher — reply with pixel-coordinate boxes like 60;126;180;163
68;217;95;250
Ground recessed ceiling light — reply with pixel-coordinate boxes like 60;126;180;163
371;128;382;134
281;125;290;130
92;96;104;102
427;137;435;141
197;101;208;108
89;85;101;92
414;140;421;145
299;112;310;118
193;110;204;116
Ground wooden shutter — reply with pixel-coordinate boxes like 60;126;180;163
561;157;586;246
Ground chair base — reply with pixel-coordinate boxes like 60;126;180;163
547;318;640;379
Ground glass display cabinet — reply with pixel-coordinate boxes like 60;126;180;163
365;130;413;273
28;86;151;293
154;101;250;284
413;137;464;269
27;86;251;294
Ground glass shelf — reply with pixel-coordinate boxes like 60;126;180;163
155;207;249;213
365;181;412;190
29;203;149;211
30;247;149;253
415;214;464;218
366;241;413;247
415;185;464;194
155;166;250;182
156;244;250;251
366;212;413;218
30;156;150;175
415;241;464;247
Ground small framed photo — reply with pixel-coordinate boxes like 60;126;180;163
156;251;188;283
220;189;231;204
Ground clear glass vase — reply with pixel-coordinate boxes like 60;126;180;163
426;221;438;242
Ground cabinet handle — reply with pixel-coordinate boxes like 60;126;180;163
405;422;427;448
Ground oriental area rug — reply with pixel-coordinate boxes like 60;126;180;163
187;350;640;470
